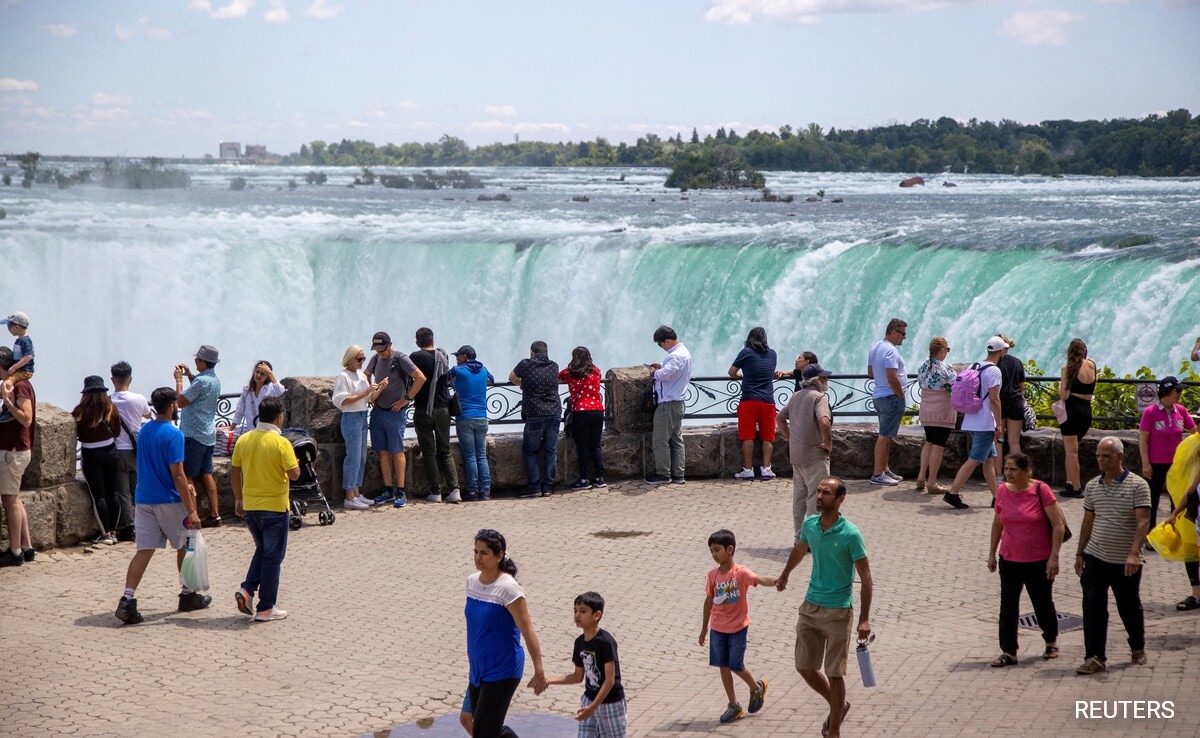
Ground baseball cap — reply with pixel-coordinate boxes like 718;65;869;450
1158;376;1183;392
371;331;391;350
986;336;1007;352
801;363;833;380
453;345;477;359
2;311;30;328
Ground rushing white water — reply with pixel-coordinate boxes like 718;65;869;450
2;165;1198;411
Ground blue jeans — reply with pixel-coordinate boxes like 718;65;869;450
522;416;560;491
457;417;491;494
340;410;368;490
241;510;289;612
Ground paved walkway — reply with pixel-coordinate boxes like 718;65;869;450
2;476;1197;737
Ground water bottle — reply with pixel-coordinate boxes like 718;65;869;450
856;635;877;688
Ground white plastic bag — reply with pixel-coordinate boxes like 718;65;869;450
179;530;210;592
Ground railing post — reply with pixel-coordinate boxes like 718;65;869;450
605;366;654;434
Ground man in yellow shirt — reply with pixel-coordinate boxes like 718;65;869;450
231;397;299;622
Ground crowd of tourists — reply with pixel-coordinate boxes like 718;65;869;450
3;306;1200;738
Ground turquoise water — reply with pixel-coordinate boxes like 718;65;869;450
2;165;1197;410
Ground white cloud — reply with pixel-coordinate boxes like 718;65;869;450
0;77;38;92
39;23;79;38
1001;10;1083;46
93;93;133;106
484;104;517;117
304;0;343;19
189;0;255;20
468;120;572;137
703;0;951;25
115;17;172;41
264;0;289;22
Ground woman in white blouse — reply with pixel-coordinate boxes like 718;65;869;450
232;359;285;433
333;345;384;509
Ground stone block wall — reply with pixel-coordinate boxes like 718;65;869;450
1;369;1143;550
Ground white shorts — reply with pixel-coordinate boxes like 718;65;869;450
134;503;190;551
0;449;31;497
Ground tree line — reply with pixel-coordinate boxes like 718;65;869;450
278;110;1200;177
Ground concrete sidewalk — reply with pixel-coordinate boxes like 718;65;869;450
1;477;1196;737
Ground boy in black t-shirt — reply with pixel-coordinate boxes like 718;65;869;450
542;591;627;737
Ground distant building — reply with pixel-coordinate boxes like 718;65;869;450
219;141;241;160
243;144;267;161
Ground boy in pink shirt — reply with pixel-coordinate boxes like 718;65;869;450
699;529;777;724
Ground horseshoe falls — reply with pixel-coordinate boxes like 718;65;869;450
2;165;1198;411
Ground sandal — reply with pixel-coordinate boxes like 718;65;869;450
990;653;1018;668
1043;646;1060;660
915;479;926;491
821;701;850;737
1176;596;1200;611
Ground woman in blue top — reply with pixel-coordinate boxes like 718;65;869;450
451;346;495;502
466;529;547;737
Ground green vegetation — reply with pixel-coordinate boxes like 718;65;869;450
304;171;327;185
378;169;482;190
280;110;1200;177
664;146;765;190
98;159;190;189
230;176;247;191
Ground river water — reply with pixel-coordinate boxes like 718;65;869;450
2;165;1197;410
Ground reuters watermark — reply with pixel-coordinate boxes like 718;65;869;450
1076;701;1174;719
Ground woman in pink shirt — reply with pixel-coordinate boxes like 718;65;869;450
1138;376;1196;529
987;452;1068;666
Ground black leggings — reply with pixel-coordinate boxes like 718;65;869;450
469;677;521;738
998;557;1058;655
81;444;121;533
572;410;605;480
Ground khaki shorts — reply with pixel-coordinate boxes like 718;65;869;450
0;449;32;496
134;503;190;551
795;601;854;677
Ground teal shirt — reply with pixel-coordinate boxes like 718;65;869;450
799;514;868;609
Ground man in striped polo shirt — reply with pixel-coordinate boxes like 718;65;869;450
1073;436;1151;675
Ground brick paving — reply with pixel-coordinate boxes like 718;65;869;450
2;476;1197;737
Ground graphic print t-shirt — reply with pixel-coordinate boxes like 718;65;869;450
706;563;758;634
572;629;625;703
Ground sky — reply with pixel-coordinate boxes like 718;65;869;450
1;0;1197;157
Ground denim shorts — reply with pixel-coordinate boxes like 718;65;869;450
968;430;998;463
183;437;214;476
875;394;903;438
709;626;748;672
369;408;407;454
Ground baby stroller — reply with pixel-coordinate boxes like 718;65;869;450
284;427;335;530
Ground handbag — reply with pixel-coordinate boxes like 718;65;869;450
640;384;659;413
1051;399;1068;424
1035;481;1073;542
562;397;574;438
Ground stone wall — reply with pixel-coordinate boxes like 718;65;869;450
0;369;1142;550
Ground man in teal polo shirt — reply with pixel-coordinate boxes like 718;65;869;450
777;476;873;738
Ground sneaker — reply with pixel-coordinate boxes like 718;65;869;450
541;486;554;497
480;490;492;501
670;477;686;485
733;467;756;480
201;516;222;528
719;703;744;724
759;466;776;480
115;596;143;625
518;487;543;499
0;549;23;567
21;547;35;562
644;474;671;485
445;489;462;504
372;489;396;506
343;497;369;510
943;493;970;509
869;473;899;486
254;607;288;622
1076;656;1106;675
235;588;254;616
570;479;592;491
463;491;480;502
393;491;407;508
883;469;903;482
1061;485;1084;499
1131;649;1147;665
423;493;443;503
178;592;213;612
100;533;117;545
116;527;137;542
748;679;767;713
591;477;608;489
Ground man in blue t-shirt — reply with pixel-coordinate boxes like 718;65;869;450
114;387;210;626
866;318;908;486
174;344;222;527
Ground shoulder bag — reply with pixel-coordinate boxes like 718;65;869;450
1035;481;1073;542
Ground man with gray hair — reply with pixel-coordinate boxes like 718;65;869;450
776;363;833;537
1073;436;1151;675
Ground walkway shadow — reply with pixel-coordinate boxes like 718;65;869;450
917;504;987;516
881;489;932;504
364;710;576;737
738;546;792;564
172;614;256;631
74;610;174;629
